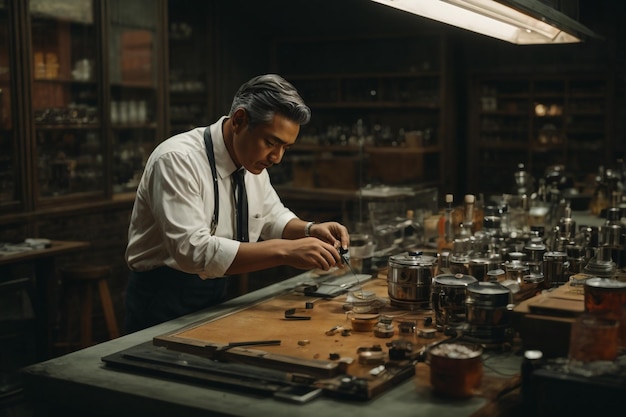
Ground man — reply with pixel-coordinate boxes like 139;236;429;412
124;74;350;333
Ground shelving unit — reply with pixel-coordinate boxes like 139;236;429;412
468;73;613;195
0;0;167;214
167;0;213;136
269;33;454;194
0;2;20;212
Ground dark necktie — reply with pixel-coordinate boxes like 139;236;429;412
233;169;249;242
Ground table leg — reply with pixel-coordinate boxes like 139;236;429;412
33;258;59;360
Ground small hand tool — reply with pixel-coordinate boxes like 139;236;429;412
284;308;311;320
227;340;281;348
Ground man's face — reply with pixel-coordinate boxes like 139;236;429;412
234;113;300;175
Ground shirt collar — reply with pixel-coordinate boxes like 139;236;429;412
209;116;239;179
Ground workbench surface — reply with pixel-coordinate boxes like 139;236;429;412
21;270;523;417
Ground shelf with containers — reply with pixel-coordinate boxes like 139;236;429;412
269;33;455;194
167;0;213;136
108;0;166;197
467;73;612;196
0;0;168;215
29;8;103;200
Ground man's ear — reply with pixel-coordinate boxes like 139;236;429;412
232;109;247;131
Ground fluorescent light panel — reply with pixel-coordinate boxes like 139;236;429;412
370;0;592;44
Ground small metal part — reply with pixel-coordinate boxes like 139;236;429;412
329;352;341;360
341;329;351;337
423;316;433;327
418;328;437;339
325;325;343;336
284;308;311;320
358;350;386;365
339;357;354;365
398;320;416;334
227;340;281;348
293;283;319;294
374;327;394;338
356;344;383;353
369;364;386;377
339;247;350;264
297;340;310;346
374;319;394;338
387;339;414;360
305;301;314;309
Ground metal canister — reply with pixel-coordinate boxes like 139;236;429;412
486;268;506;282
583;246;616;279
524;237;546;264
566;245;585;274
464;281;514;343
468;258;493;282
431;273;477;330
543;251;569;288
584;277;626;348
503;258;528;285
387;252;437;310
521;350;544;415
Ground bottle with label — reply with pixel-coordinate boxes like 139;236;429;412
437;194;455;253
458;194;475;239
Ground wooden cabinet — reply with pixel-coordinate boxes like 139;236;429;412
167;0;213;136
0;2;20;212
269;34;454;193
29;2;103;201
0;0;167;216
108;0;166;196
467;73;613;195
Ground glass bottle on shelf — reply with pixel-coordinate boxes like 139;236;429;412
108;0;161;195
437;193;455;253
29;0;103;200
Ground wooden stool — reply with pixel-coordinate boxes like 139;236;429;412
59;265;119;350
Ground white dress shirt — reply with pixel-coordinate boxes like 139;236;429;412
125;116;297;278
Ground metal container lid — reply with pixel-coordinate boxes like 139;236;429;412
467;281;511;295
388;252;437;268
543;251;567;260
466;281;512;307
584;277;626;289
433;273;477;286
503;260;528;272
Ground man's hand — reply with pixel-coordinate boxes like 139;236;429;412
286;237;342;271
308;221;350;250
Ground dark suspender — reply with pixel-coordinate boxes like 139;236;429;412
203;127;219;235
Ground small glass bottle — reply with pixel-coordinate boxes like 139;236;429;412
458;194;475;238
437;194;454;252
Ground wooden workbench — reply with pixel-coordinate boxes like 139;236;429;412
21;269;523;417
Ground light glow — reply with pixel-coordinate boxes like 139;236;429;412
370;0;588;44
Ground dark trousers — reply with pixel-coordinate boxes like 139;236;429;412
124;266;228;334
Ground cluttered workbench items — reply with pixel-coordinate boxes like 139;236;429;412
101;163;625;410
103;266;519;405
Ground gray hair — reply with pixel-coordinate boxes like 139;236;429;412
228;74;311;129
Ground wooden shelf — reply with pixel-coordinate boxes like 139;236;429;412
272;33;453;193
468;73;613;195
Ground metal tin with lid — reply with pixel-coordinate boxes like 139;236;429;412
431;273;478;329
387;252;437;307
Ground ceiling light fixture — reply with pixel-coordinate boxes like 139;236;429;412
370;0;603;44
